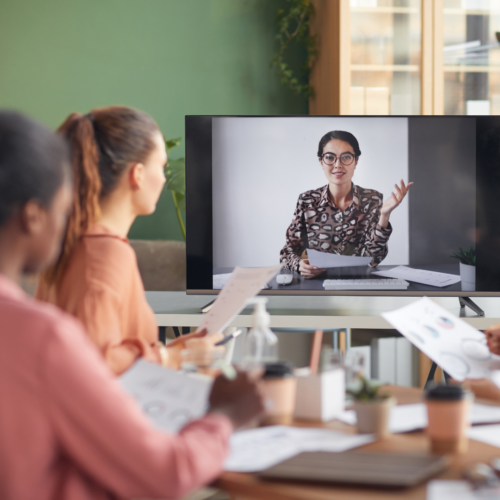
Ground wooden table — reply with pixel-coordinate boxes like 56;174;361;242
214;386;500;500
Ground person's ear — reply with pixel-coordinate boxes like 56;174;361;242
129;163;145;190
20;200;45;236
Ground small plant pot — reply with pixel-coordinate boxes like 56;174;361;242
460;263;475;291
353;397;396;438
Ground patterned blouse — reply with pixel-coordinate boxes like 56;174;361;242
280;183;392;272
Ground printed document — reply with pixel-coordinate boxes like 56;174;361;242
373;266;461;287
198;265;281;335
224;425;374;472
120;359;212;434
382;297;500;381
427;480;500;500
307;249;371;268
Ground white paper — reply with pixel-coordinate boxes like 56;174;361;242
382;297;500;381
373;266;461;288
120;359;212;434
338;402;500;433
213;273;232;290
307;248;372;268
427;480;500;500
468;424;500;448
224;425;374;472
198;266;281;335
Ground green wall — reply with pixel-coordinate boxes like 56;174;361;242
0;0;307;241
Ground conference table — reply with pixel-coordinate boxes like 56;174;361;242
213;386;500;500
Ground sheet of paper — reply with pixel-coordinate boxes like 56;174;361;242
213;273;232;290
224;425;374;472
307;248;371;268
198;265;281;335
468;423;500;448
120;359;212;434
372;266;461;287
338;403;500;433
381;297;500;381
427;480;500;500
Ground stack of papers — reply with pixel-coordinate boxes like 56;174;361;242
307;249;371;268
373;266;461;288
224;425;374;472
428;480;500;500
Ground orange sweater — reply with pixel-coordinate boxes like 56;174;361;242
37;224;160;374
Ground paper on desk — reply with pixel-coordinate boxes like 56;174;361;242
382;297;500;381
198;265;281;335
373;266;461;288
307;248;371;268
427;480;500;500
213;273;232;290
468;423;500;448
120;359;212;434
224;425;374;472
338;403;500;433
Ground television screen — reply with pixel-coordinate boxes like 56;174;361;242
186;115;500;296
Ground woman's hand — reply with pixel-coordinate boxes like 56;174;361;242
209;371;264;429
165;329;224;369
380;180;413;227
486;324;500;355
299;259;326;279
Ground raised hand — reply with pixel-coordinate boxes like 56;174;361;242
381;180;413;216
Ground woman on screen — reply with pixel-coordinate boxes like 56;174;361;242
280;130;412;279
37;106;221;373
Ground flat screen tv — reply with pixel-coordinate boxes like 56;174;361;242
185;115;500;298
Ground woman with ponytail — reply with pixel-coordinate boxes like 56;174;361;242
37;106;220;374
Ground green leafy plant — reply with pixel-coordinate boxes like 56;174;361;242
271;0;317;100
451;246;476;266
347;375;390;402
165;138;186;240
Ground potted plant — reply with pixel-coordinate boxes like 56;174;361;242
451;247;475;290
347;375;396;438
164;138;186;240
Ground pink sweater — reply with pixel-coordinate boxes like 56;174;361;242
0;274;232;500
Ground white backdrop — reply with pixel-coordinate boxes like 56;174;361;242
212;117;409;268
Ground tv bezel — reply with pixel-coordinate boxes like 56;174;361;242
185;114;498;298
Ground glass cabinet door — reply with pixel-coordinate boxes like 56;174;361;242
442;0;500;115
350;0;422;115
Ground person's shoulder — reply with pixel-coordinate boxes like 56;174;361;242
297;185;326;203
354;185;383;203
81;230;137;268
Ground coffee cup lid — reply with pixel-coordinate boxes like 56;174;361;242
263;361;294;378
425;384;466;401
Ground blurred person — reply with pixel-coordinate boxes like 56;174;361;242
37;106;221;374
0;109;263;500
280;130;412;279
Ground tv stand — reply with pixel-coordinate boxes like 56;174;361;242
459;297;485;317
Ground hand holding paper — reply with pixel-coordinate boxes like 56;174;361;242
307;249;371;268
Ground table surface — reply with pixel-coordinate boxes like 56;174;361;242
215;264;466;293
213;386;500;500
146;291;500;329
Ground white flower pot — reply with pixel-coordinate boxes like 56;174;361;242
460;263;475;292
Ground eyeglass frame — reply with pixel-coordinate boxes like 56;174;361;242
320;152;358;167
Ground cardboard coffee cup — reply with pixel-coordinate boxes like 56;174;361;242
258;361;296;426
425;384;472;454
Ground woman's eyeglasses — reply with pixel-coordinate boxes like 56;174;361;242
321;152;356;167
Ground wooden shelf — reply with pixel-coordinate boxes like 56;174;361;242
444;8;500;15
444;64;500;72
351;6;419;14
351;64;419;72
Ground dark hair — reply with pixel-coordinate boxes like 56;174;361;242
317;130;362;158
0;110;69;228
42;106;159;285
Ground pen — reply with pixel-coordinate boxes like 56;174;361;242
215;329;243;346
